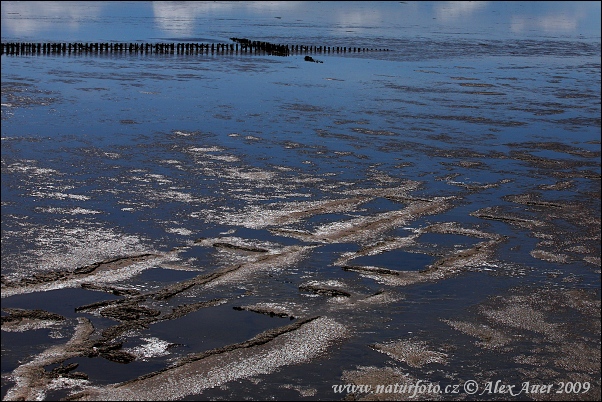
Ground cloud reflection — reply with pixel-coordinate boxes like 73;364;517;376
1;1;103;36
328;6;385;30
151;1;303;36
511;12;583;34
434;1;489;22
510;14;579;33
1;1;599;40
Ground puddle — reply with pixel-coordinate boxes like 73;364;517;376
1;288;120;317
148;303;291;353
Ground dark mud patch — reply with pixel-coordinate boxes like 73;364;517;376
1;308;65;332
503;193;569;209
162;299;227;321
340;366;441;401
79;283;141;296
441;159;487;169
418;232;482;249
506;141;601;159
538;180;575;191
443;319;512;350
371;338;449;368
99;304;161;322
351;128;397;136
463;90;506;95
458;82;495;87
508;150;599;173
283;103;326;113
342;265;401;276
400;112;527;127
211;241;269;253
299;281;352;298
233;303;296;319
75;87;108;92
422;238;505;274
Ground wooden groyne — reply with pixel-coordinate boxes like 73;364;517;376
1;38;390;56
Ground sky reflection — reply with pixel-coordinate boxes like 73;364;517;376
1;1;104;36
1;1;600;41
434;1;490;22
150;1;304;36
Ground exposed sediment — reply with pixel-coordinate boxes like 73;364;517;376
69;316;348;401
221;195;375;229
1;253;165;298
340;366;442;401
1;139;599;399
335;286;601;400
271;196;453;244
371;339;449;368
442;287;601;397
299;281;352;298
1;308;65;332
212;241;269;253
3;318;95;401
471;207;544;228
232;302;299;319
79;283;141;296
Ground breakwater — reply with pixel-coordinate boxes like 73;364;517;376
1;38;390;56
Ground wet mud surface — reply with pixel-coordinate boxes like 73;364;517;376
2;16;601;402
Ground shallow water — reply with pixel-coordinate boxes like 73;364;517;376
1;2;601;401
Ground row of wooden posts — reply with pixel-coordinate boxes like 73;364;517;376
1;40;389;56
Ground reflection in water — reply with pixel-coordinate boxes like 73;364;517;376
512;11;581;33
0;1;103;36
434;1;490;22
151;1;302;36
1;1;600;40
